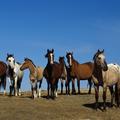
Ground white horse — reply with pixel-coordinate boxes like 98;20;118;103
6;54;24;96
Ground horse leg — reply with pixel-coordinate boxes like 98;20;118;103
17;79;22;96
31;86;34;98
31;80;37;99
109;86;114;107
14;76;18;96
3;75;6;95
103;86;107;111
77;79;80;94
94;85;99;110
88;78;92;94
9;79;13;96
116;83;120;107
38;79;42;98
51;84;55;99
55;80;58;97
47;80;50;99
61;79;63;94
65;77;68;95
72;78;76;95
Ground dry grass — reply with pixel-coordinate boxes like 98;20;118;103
0;89;120;120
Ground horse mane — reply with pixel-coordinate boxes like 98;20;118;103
93;49;104;60
72;58;79;65
16;62;21;65
24;58;36;67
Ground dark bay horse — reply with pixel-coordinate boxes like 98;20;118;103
43;49;66;99
0;61;7;95
66;52;94;94
59;57;71;95
92;50;120;111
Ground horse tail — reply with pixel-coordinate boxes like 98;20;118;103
115;83;120;106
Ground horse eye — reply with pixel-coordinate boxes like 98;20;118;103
8;60;11;62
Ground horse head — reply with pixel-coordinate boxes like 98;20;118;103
66;52;73;67
59;56;65;64
45;49;54;64
20;58;36;71
93;49;108;71
6;53;15;69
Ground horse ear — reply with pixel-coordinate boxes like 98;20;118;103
52;49;54;53
97;49;100;53
47;49;49;53
7;53;9;56
102;49;104;53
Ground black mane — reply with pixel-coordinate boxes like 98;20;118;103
24;58;36;67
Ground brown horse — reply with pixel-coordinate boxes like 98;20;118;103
20;58;43;99
43;49;65;99
66;52;94;94
92;50;120;111
0;61;7;95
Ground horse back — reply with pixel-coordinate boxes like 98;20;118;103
36;66;43;80
104;66;120;86
77;62;94;79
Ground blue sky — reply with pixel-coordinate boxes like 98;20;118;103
0;0;120;91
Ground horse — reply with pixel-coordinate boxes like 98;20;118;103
6;54;24;96
66;52;93;94
92;49;120;111
43;49;66;99
20;58;43;99
59;56;71;95
0;61;7;95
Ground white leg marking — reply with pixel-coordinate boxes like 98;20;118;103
14;77;18;96
38;88;41;98
34;90;37;98
4;90;6;95
18;89;21;96
55;91;58;97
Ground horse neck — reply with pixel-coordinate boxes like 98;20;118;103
93;62;103;80
59;61;65;72
72;59;79;68
27;62;36;74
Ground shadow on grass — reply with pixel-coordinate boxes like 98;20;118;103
83;102;112;111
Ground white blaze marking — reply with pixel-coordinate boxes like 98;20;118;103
69;55;72;66
50;53;54;64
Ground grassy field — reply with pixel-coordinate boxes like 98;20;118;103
0;89;120;120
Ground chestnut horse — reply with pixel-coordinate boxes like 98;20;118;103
92;50;120;111
43;49;65;99
20;58;43;98
66;52;94;94
0;61;7;95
